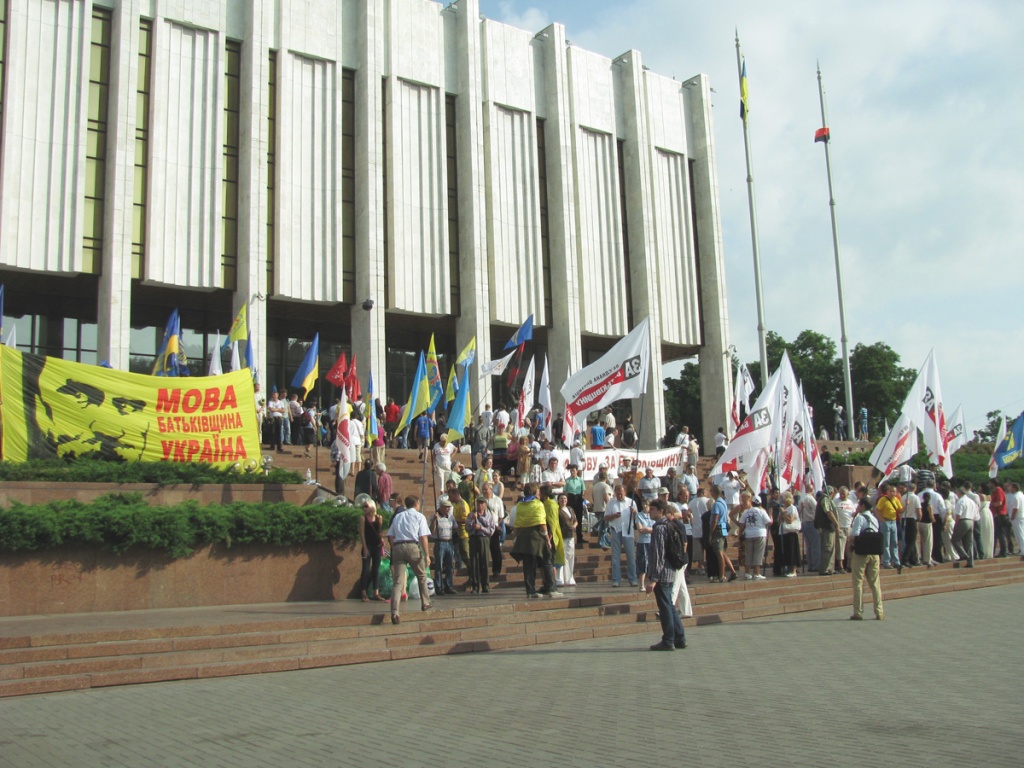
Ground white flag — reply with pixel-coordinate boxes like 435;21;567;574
711;358;784;477
479;350;515;379
230;340;242;372
4;325;16;348
334;386;352;486
799;388;825;493
740;364;756;411
538;356;552;440
989;415;1006;479
730;365;744;432
207;333;223;376
901;349;951;477
518;356;536;430
560;317;650;435
869;411;919;477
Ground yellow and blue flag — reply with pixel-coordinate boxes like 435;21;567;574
291;333;319;397
740;59;749;123
456;336;476;367
397;351;431;435
153;308;190;377
425;335;444;412
446;366;472;443
994;411;1024;470
222;303;248;350
445;364;458;403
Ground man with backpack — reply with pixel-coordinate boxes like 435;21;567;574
644;498;689;651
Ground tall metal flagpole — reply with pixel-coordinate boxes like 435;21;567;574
735;32;769;386
816;64;856;442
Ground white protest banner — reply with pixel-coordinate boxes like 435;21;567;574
560;317;650;441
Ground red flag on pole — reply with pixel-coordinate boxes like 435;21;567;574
346;353;361;401
326;351;348;387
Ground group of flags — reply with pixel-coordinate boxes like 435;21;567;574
867;349;961;479
712;352;824;495
154;304;256;381
736;55;829;147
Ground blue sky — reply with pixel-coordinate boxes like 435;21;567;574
479;0;1024;437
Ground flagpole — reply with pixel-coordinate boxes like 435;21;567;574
816;63;856;442
736;32;769;385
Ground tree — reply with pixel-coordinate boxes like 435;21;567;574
973;410;1004;443
848;342;916;438
663;362;702;443
747;330;841;429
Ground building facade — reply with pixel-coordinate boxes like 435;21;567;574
0;0;730;448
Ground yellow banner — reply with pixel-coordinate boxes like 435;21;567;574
1;347;260;466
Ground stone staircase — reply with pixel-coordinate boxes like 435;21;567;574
1;556;1021;699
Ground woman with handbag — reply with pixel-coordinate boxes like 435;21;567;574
849;498;885;621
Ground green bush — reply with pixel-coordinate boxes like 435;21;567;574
0;459;303;485
0;493;392;559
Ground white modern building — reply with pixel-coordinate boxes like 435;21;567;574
0;0;730;448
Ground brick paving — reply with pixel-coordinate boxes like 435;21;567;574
0;582;1020;767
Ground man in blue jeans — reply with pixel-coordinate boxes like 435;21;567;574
645;499;687;650
605;484;638;587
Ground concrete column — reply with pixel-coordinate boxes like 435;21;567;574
97;0;141;368
616;51;667;449
537;24;582;417
451;0;489;408
236;0;272;381
687;75;732;450
351;0;387;397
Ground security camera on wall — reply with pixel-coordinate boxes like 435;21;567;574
362;299;374;312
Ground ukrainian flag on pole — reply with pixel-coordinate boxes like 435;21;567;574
222;304;248;350
397;351;431;435
291;333;319;398
153;309;190;377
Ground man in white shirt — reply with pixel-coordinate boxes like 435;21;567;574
688;487;707;574
836;486;858;571
480;404;494;433
675;426;691;449
899;482;922;567
494;405;510;433
387;494;432;623
951;481;980;568
604;484;638;587
602;408;616;432
1008;482;1024;561
540;456;565;494
637;467;661;502
714;427;728;458
799;490;821;572
681;467;699;497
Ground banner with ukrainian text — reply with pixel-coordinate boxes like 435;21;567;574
1;348;259;465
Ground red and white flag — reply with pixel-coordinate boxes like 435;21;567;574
712;356;784;477
517;356;535;430
538;356;552;440
334;386;352;484
560;317;651;441
901;349;951;477
869;411;919;477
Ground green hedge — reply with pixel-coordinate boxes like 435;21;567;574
0;493;391;559
834;444;1024;487
0;459;303;485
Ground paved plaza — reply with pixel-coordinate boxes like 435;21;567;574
1;583;1021;768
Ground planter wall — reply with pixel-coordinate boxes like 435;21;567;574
0;482;320;507
0;541;363;617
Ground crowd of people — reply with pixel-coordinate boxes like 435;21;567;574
339;402;1021;641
